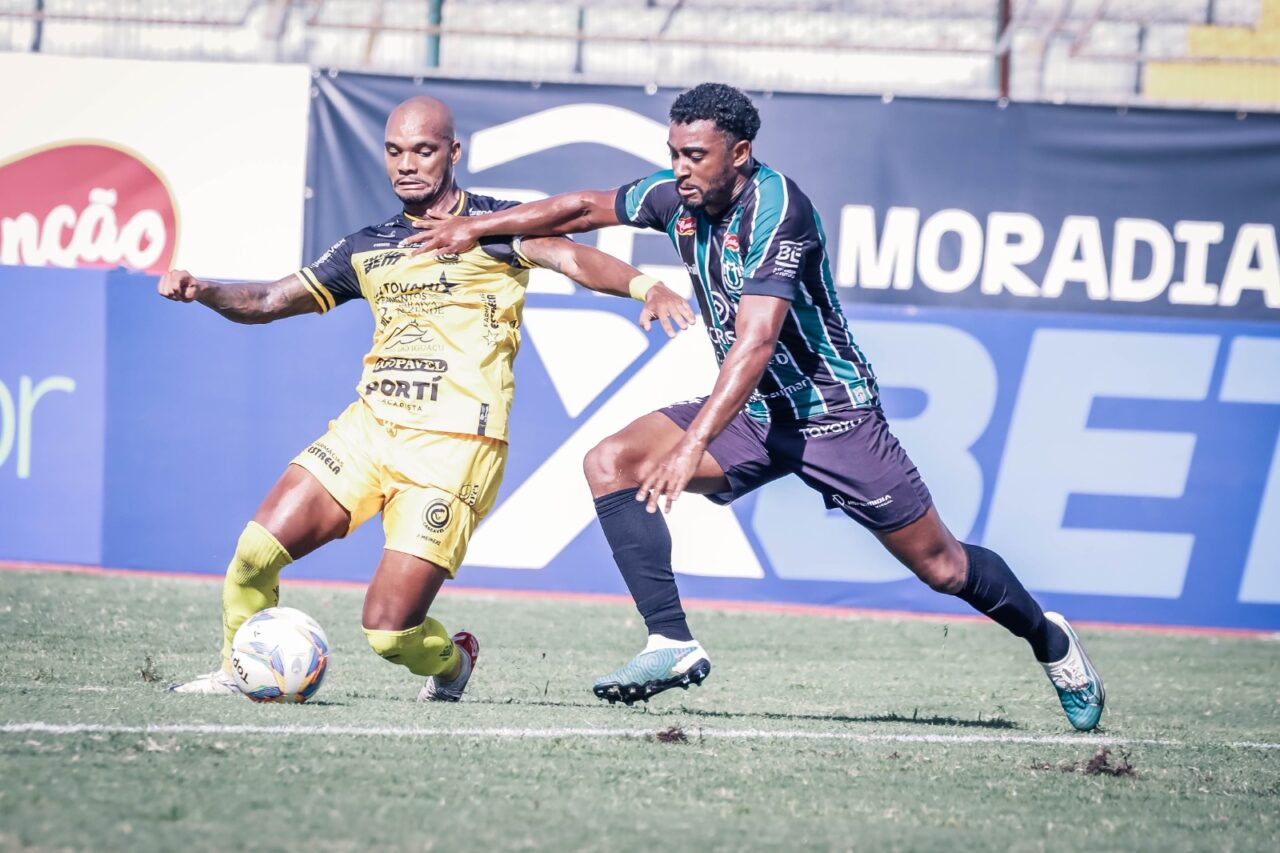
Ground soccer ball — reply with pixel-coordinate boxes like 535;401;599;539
229;607;330;703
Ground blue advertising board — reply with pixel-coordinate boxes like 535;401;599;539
306;73;1280;323
1;266;1277;630
4;75;1278;630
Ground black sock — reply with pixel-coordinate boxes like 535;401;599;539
593;488;693;642
956;543;1068;663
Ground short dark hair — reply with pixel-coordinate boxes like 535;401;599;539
669;83;761;142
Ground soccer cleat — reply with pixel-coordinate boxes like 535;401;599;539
1041;612;1106;731
592;643;711;706
169;668;241;696
418;631;478;702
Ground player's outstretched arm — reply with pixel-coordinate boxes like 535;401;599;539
637;294;789;513
157;270;321;325
518;236;697;338
402;190;621;256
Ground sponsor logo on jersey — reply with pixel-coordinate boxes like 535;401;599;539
304;441;343;475
748;377;813;402
380;273;456;297
831;492;894;510
676;215;695;237
710;291;732;326
708;325;737;348
481;294;504;346
385;320;445;351
774;240;804;277
0;142;179;273
798;417;864;439
362;251;406;274
725;232;740;253
372;356;449;374
364;376;443;401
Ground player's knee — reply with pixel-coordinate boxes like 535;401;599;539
913;542;967;594
363;626;409;663
583;436;640;490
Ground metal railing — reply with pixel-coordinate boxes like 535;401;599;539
0;0;1276;109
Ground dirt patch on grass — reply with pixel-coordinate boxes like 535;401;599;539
1032;747;1138;777
655;726;690;744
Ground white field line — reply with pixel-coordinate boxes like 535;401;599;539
2;722;1278;750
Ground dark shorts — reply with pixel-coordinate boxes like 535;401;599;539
661;400;933;533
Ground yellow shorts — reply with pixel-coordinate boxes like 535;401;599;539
290;400;507;575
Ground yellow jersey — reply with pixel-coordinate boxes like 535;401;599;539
295;191;534;441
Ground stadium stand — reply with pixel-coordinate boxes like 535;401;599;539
0;1;1275;106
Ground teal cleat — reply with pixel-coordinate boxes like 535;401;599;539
1041;612;1106;731
593;643;711;706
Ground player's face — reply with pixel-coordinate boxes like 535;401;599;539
384;118;461;208
668;120;751;215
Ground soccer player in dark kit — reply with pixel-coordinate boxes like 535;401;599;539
403;83;1105;731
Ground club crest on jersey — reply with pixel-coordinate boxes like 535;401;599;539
723;255;744;295
675;215;695;237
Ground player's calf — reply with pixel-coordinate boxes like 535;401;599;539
365;618;479;701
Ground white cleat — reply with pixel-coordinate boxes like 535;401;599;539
1041;612;1106;731
418;631;479;703
169;668;241;696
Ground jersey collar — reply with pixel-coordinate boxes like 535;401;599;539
401;189;468;224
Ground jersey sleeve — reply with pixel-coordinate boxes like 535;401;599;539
479;234;537;269
614;170;681;232
296;236;363;313
466;194;539;269
741;174;818;302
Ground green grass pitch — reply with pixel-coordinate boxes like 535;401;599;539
2;567;1278;852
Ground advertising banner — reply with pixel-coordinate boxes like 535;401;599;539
5;69;1278;631
0;53;311;280
306;72;1280;322
1;267;1276;631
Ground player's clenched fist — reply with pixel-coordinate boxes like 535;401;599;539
157;269;203;302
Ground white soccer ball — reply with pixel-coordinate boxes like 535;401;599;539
230;607;330;703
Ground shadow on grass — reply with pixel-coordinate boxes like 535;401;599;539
477;698;1018;730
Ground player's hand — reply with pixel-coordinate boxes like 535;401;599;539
157;269;202;302
400;210;480;257
637;438;705;514
638;283;698;338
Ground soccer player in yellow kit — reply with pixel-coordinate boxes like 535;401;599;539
162;95;694;701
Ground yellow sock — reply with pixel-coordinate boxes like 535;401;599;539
364;617;461;679
221;521;292;670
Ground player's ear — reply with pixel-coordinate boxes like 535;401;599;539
731;138;751;169
450;138;462;166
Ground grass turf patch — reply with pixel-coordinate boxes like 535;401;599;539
1;569;1277;851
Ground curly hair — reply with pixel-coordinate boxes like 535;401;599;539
669;82;761;142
